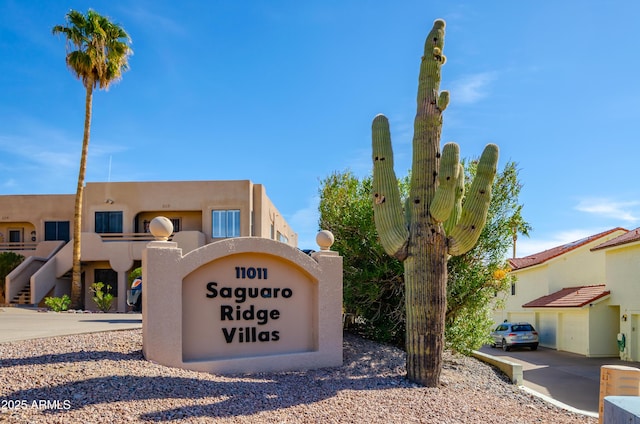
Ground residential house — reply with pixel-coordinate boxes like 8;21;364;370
495;227;627;358
0;180;297;312
591;229;640;361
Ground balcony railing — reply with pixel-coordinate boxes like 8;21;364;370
97;232;174;242
0;242;38;251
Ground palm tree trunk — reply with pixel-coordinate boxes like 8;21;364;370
71;84;93;309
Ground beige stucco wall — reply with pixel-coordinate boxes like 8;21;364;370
1;180;299;312
604;243;640;308
602;242;640;360
0;194;74;247
500;265;550;318
0;181;297;248
629;314;640;361
544;234;623;293
251;184;297;245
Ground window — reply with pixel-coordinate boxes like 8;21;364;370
277;231;288;244
8;229;21;243
511;324;534;332
212;210;240;238
170;218;181;232
95;211;123;233
94;269;118;297
45;221;70;242
511;282;516;296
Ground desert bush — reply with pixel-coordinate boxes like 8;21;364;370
44;294;71;312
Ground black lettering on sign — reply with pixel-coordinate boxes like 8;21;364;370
206;282;293;302
235;267;268;279
206;282;218;298
222;327;281;343
219;304;280;325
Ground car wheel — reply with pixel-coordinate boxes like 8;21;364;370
531;344;538;351
502;339;510;352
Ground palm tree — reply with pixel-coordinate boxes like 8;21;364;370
509;205;532;258
53;10;132;308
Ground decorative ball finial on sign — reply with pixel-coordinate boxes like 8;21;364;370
316;230;334;251
149;216;174;241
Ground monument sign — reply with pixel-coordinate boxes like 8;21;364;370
142;217;343;373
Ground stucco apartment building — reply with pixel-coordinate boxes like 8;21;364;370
0;180;297;312
495;227;640;362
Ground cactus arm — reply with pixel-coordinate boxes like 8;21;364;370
437;90;449;112
410;19;446;215
372;114;409;260
430;142;460;222
447;144;499;256
443;163;465;235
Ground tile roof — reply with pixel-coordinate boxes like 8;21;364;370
522;284;610;308
591;227;640;251
508;227;628;271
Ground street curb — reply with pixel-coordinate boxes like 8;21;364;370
472;350;522;385
519;386;599;418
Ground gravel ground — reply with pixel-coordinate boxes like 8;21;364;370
0;330;596;423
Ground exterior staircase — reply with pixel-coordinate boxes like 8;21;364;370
11;286;32;304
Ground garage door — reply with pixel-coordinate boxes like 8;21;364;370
537;312;557;349
559;311;587;355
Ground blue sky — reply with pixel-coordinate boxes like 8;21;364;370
2;1;640;256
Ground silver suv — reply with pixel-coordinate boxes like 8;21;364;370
490;322;539;351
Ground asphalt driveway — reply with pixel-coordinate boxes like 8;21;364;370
478;344;640;415
0;306;141;343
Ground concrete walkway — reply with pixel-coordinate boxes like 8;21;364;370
0;306;141;343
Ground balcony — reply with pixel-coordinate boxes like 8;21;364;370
0;242;38;252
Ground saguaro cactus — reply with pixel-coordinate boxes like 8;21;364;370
372;19;499;387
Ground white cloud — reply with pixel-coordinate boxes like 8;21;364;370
575;198;640;222
449;72;495;104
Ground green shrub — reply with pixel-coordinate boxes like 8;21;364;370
128;267;141;285
0;252;25;302
91;282;114;312
44;294;71;312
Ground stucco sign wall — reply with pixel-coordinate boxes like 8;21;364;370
142;223;343;374
182;253;317;361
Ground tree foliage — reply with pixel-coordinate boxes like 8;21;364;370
445;160;527;353
0;252;25;302
318;161;529;352
319;171;405;343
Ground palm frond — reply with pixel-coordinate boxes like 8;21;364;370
52;8;132;90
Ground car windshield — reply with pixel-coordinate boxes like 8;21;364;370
511;324;534;332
